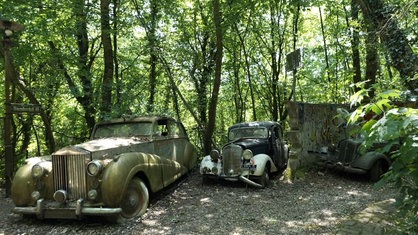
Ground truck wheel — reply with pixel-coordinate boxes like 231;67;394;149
259;167;270;188
120;178;149;218
369;160;384;182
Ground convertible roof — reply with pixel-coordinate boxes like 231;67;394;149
228;121;280;130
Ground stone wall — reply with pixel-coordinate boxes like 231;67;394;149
286;102;353;165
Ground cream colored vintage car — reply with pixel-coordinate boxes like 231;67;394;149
200;121;289;188
11;116;197;220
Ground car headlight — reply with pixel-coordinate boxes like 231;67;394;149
210;149;220;161
243;149;253;160
88;189;98;200
87;160;103;176
31;164;45;179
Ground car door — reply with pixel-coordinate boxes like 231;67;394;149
272;124;287;167
155;118;185;186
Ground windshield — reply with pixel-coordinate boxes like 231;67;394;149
92;122;154;139
228;127;268;141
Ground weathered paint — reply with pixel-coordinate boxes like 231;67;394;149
286;102;354;165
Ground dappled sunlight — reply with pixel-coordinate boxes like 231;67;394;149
200;197;213;204
66;171;395;234
346;189;371;197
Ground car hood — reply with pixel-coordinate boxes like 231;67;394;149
53;137;153;160
222;138;270;157
230;138;268;149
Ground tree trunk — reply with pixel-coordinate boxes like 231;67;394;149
73;0;97;131
9;71;56;153
348;1;361;92
113;0;121;109
100;0;114;118
235;23;256;121
269;0;278;122
269;0;286;122
319;7;332;101
147;0;159;113
364;13;379;99
355;0;418;92
204;0;223;154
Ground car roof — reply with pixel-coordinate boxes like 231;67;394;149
96;115;176;125
228;121;280;130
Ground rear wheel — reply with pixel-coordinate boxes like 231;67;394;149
369;160;384;182
120;178;149;219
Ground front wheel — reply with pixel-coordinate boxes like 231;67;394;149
369;160;384;182
120;178;149;219
259;167;270;188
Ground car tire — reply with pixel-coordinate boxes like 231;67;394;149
120;178;149;219
369;160;384;182
259;167;270;188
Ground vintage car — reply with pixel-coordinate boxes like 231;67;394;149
11;115;197;220
200;121;289;188
316;138;391;181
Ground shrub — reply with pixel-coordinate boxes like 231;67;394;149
348;89;418;232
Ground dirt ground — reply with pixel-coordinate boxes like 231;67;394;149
0;169;398;235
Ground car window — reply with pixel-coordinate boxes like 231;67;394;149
168;120;186;137
228;127;268;141
92;122;154;139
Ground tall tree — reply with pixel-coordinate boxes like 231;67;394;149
355;0;418;92
131;0;161;113
204;0;223;154
364;9;379;99
100;0;114;118
347;1;362;92
71;0;97;131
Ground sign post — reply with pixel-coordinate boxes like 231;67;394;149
1;20;24;197
286;48;302;102
11;103;42;114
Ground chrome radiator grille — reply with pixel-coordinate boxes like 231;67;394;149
222;144;243;175
338;140;358;164
52;153;88;200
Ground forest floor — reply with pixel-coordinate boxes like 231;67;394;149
0;169;400;235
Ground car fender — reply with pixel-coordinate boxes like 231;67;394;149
250;154;278;176
101;152;164;207
351;151;390;170
11;157;53;206
184;142;198;171
200;155;220;174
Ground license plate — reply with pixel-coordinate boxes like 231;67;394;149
242;165;257;171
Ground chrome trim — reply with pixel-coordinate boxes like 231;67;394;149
222;144;243;176
52;153;88;200
239;176;263;188
13;199;122;219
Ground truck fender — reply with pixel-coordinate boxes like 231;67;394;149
351;151;390;170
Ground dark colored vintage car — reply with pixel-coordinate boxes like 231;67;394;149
200;121;289;188
316;138;391;181
11;116;197;220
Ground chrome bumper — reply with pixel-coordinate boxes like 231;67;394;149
202;173;263;188
13;199;122;219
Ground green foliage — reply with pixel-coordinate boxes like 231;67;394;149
0;0;417;188
349;89;418;233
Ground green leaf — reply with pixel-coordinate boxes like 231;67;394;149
377;89;401;99
350;89;367;107
362;119;376;132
